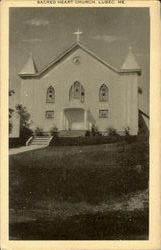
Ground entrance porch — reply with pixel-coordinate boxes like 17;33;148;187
60;108;88;132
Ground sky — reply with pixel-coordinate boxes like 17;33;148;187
9;7;150;114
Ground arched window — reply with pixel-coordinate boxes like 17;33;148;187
99;84;108;102
46;86;55;103
69;81;85;103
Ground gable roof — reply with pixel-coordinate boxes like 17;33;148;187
18;42;141;78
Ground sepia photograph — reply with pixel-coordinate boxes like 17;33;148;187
8;6;150;241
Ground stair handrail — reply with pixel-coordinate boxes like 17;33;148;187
26;136;34;146
48;136;53;146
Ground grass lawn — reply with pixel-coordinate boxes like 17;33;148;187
9;139;149;240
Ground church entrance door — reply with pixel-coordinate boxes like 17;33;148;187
64;108;86;130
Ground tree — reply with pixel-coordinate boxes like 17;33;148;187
16;104;30;128
16;104;33;138
9;89;15;134
9;108;14;134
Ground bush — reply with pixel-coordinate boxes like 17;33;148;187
20;126;33;139
125;126;130;136
123;127;138;143
49;135;124;147
9;108;14;134
9;138;26;148
9;126;33;148
50;126;59;137
106;127;118;136
9;121;13;134
91;124;98;136
34;127;44;136
85;130;90;137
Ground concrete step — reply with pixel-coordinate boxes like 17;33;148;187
31;141;50;143
30;136;52;146
32;140;49;143
32;139;50;142
34;137;51;139
31;144;49;146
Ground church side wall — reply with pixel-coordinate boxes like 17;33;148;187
129;74;138;135
123;73;138;135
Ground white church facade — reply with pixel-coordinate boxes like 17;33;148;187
19;37;141;135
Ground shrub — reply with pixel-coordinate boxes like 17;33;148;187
34;127;44;136
123;127;138;143
91;124;98;136
50;126;58;137
49;135;123;146
106;127;118;136
125;126;130;136
9;108;14;134
9;138;25;148
9;127;33;148
85;128;101;137
85;130;90;137
9;121;13;134
20;126;33;139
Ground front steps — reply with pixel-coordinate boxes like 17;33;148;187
30;136;52;146
28;131;86;146
59;130;85;137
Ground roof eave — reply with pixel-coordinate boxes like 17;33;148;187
18;68;141;79
18;42;142;78
120;68;141;75
18;73;39;78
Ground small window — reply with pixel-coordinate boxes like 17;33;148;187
46;86;55;103
99;110;108;118
99;84;108;102
46;111;54;119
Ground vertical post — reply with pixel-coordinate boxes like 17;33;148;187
63;113;66;130
64;111;68;130
66;116;69;130
84;110;87;130
60;111;63;130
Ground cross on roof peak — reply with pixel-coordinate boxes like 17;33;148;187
73;28;83;42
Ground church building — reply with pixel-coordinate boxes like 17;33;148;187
19;31;141;136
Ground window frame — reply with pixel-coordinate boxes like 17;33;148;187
99;109;109;119
46;86;55;103
69;81;85;103
99;84;109;102
46;110;54;119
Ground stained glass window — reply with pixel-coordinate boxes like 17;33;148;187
99;84;108;102
46;86;55;103
69;81;85;103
